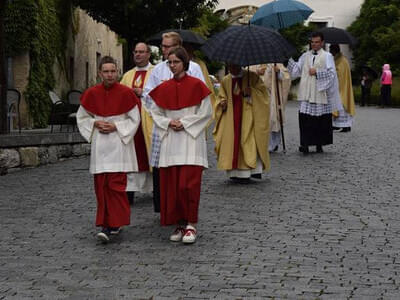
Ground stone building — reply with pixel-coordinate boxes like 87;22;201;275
9;8;123;129
215;0;364;29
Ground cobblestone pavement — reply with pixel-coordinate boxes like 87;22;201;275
1;102;400;300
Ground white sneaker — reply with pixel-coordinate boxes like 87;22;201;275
96;228;110;243
169;227;185;242
182;225;197;244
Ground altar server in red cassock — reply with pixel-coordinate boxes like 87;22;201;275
77;56;141;243
149;47;212;244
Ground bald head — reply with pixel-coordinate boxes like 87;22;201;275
134;42;151;67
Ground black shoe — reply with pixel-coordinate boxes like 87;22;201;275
96;228;111;243
230;177;251;184
127;191;135;205
339;127;351;132
109;227;121;235
332;126;340;131
299;146;309;154
316;145;323;153
251;173;262;179
273;145;278;152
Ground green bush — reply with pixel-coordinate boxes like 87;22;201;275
354;77;400;107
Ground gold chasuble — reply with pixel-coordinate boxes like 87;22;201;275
193;58;217;116
333;54;355;117
213;70;270;171
120;65;154;155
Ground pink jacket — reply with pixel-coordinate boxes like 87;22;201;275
381;64;392;85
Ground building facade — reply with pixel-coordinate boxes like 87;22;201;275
215;0;364;29
9;8;123;129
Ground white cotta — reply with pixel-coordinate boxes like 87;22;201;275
77;106;140;174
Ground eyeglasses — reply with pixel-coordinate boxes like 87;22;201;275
161;44;178;49
167;60;182;65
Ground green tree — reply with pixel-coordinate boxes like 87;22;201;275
72;0;218;69
348;0;400;75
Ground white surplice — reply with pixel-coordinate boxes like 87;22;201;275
150;96;212;168
77;106;140;174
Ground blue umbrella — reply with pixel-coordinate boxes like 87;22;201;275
250;0;314;30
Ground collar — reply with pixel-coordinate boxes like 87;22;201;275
231;70;243;79
135;63;151;71
312;49;323;55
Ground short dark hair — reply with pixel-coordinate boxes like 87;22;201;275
330;44;340;55
98;56;117;70
311;31;324;41
168;47;190;71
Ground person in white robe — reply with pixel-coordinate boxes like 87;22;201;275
288;32;343;154
77;56;140;243
142;32;205;213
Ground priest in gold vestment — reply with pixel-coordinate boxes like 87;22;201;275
330;44;355;133
213;65;270;181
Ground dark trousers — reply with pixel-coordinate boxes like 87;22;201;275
153;167;161;212
361;86;371;106
299;112;333;147
380;85;391;107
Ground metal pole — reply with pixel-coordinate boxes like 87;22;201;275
274;63;286;152
0;0;8;134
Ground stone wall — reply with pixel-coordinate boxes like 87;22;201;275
0;143;90;175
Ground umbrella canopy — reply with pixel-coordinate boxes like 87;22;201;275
201;25;296;66
146;29;206;46
250;0;314;30
317;27;357;46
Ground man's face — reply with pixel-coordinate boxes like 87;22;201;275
99;63;118;87
161;37;178;60
228;64;241;76
134;43;150;67
311;36;324;52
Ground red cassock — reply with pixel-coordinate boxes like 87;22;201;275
131;71;150;171
150;75;210;225
231;77;243;169
81;82;139;227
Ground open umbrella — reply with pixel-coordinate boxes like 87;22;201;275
146;29;206;46
317;27;357;46
202;25;295;153
201;25;295;66
250;0;314;30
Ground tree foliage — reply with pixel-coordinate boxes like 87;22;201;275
279;23;315;60
5;0;71;127
72;0;219;69
348;0;400;75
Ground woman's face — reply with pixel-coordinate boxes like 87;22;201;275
168;54;184;76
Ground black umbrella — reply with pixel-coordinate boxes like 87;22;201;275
202;25;295;66
146;29;206;46
317;27;357;46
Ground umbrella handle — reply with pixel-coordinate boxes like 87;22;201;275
274;63;286;153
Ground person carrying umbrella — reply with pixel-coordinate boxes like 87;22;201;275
262;63;291;151
287;32;343;154
213;64;270;182
329;44;355;132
